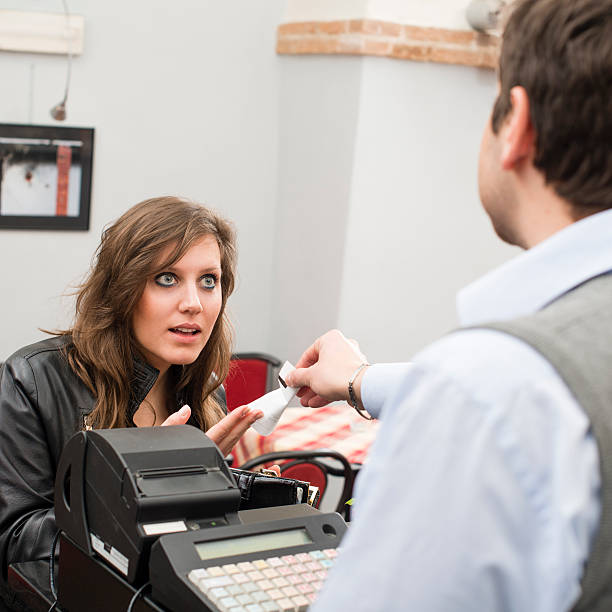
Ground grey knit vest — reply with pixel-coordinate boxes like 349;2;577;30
477;272;612;611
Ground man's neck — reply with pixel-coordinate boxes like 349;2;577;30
512;169;578;249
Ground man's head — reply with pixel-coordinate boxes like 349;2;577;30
480;0;612;245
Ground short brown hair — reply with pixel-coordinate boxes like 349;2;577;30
66;197;236;430
492;0;612;213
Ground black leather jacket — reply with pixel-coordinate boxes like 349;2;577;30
0;335;224;587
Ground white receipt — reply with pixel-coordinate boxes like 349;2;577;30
250;361;298;436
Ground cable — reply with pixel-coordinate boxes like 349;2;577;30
28;63;35;124
60;0;72;105
47;529;62;612
50;0;73;120
127;581;151;612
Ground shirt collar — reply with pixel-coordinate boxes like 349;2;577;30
457;208;612;326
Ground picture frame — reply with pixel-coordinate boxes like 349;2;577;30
0;123;94;231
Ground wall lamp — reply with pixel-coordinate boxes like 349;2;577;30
466;0;508;33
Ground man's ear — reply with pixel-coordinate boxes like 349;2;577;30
500;86;535;170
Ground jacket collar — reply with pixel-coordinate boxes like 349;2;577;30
127;357;190;425
128;356;160;420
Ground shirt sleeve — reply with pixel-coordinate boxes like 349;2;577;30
360;362;413;419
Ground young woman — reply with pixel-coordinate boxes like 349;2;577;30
0;196;263;584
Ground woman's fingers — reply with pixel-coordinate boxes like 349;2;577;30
160;405;191;426
206;406;262;456
160;404;261;456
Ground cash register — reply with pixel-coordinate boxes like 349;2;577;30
53;425;347;611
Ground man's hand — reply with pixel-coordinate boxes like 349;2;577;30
284;329;368;408
206;406;264;456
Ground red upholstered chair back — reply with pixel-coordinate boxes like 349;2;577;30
281;462;328;502
225;353;281;412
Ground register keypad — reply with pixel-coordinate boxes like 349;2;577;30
188;548;338;612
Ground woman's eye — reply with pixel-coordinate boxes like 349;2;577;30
154;273;177;287
200;275;217;289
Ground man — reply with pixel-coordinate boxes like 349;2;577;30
285;0;612;610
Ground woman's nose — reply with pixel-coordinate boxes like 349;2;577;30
178;284;203;313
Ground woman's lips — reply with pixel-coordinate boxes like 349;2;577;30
169;327;200;335
168;327;202;342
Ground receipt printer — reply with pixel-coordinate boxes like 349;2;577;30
54;425;241;584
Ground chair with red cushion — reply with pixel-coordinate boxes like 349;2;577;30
225;352;282;412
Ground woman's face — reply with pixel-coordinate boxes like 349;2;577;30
132;235;223;373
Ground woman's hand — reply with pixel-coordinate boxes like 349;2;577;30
161;405;192;426
160;404;262;457
206;406;263;456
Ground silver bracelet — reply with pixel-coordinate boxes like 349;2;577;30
348;363;373;420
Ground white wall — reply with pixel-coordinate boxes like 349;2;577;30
0;0;286;359
271;54;518;364
269;56;364;361
283;0;370;22
366;0;472;28
337;58;518;362
284;0;474;29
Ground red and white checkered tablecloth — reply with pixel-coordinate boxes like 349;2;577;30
232;402;379;467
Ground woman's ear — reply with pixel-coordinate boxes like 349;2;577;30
501;86;535;170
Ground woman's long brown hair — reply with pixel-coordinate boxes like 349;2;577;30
63;196;236;430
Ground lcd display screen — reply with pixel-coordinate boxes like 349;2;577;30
195;528;312;561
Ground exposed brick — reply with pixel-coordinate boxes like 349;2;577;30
279;37;340;55
317;21;347;35
391;42;497;68
391;42;430;62
278;22;318;35
276;39;294;54
361;20;382;35
377;22;403;37
347;19;364;34
401;25;429;42
277;20;498;69
363;39;393;56
470;48;498;68
337;37;364;55
311;37;340;54
349;20;400;36
432;47;473;65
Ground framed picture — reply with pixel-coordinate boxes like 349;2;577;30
0;123;94;231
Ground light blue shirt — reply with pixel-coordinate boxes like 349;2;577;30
312;209;612;612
